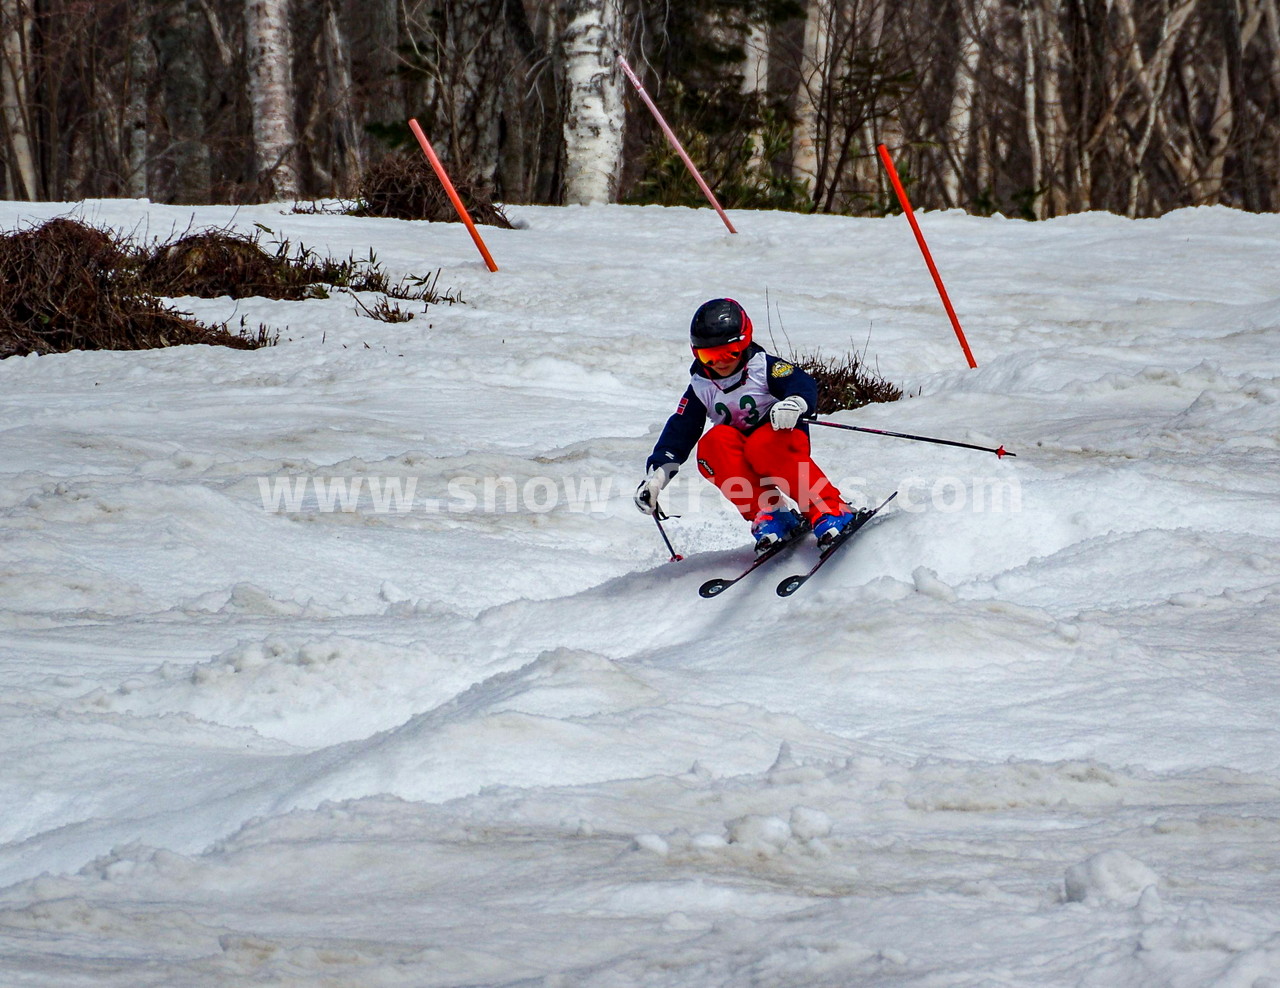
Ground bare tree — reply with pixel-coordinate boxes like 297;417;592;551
783;0;922;213
154;0;213;203
300;0;363;195
1;0;36;199
352;0;400;128
245;0;300;199
125;0;153;198
0;0;1277;214
402;0;510;190
942;0;995;207
790;0;829;188
560;0;624;204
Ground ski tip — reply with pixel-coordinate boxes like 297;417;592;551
699;578;731;598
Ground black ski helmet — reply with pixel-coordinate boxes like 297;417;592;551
690;298;753;350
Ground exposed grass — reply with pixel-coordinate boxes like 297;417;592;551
352;294;415;323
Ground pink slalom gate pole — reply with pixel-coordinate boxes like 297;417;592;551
616;53;737;234
408;118;499;272
876;142;977;369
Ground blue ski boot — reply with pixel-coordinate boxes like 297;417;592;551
813;507;869;549
751;508;804;554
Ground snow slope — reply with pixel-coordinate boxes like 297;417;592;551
1;198;1278;986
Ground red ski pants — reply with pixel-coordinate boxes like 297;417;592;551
695;424;845;522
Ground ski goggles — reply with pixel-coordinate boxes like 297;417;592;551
693;341;747;364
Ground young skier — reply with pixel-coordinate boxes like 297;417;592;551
634;298;864;552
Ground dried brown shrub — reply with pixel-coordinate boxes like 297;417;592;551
141;231;303;299
354;155;514;228
0;219;269;358
140;229;338;299
792;347;904;414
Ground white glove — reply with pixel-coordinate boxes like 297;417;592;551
770;395;808;430
634;463;677;515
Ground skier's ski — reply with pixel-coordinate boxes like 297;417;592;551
775;492;898;598
698;521;811;598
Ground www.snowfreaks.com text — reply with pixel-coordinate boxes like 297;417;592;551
256;474;1021;515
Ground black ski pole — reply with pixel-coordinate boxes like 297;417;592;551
810;419;1016;458
652;500;684;562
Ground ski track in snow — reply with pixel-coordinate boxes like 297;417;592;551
0;199;1278;985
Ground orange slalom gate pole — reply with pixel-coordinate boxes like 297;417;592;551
876;142;976;369
616;53;737;234
408;118;499;272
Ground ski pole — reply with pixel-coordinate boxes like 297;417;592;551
810;419;1015;458
652;501;684;562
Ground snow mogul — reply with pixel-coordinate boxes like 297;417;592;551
634;298;863;552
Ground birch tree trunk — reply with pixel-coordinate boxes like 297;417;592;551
1037;1;1067;215
125;3;153;199
1209;53;1235;199
1022;0;1043;217
322;0;361;195
943;0;997;207
1021;0;1067;217
403;0;508;191
1;0;37;200
450;0;506;188
1113;0;1198;216
743;20;769;171
791;0;829;189
858;0;888;197
561;0;624;205
245;0;300;200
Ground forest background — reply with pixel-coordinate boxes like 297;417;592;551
2;0;1279;220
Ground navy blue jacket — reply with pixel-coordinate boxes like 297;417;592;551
646;345;819;474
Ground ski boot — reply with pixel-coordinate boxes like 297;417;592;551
813;507;871;549
751;508;805;554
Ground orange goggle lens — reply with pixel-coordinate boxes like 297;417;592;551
694;342;746;363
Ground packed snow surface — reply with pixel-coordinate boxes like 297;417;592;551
1;198;1279;986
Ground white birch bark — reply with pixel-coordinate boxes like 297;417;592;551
125;14;153;199
791;0;829;189
197;0;235;69
245;0;300;199
1038;0;1067;214
743;22;769;96
1114;0;1198;215
1022;1;1043;218
323;0;362;194
858;0;888;194
1202;49;1234;204
944;0;997;207
1;0;37;200
743;21;769;170
1159;61;1200;192
560;0;624;205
